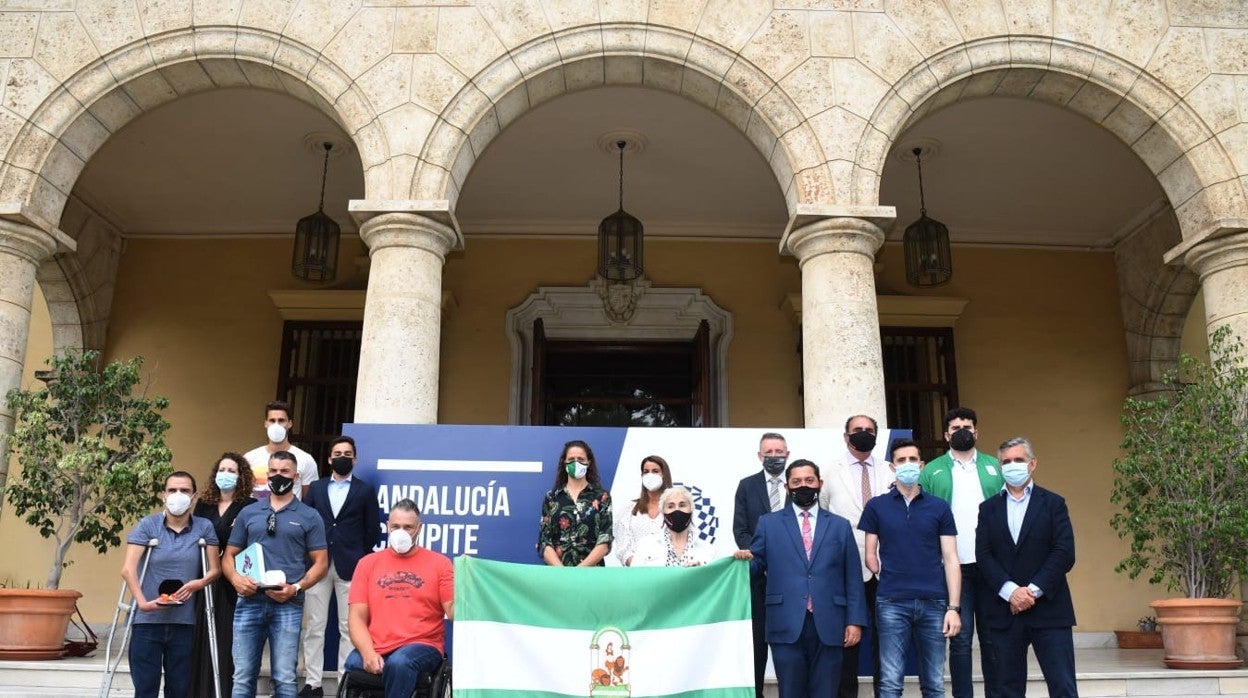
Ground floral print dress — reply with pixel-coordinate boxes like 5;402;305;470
538;483;613;566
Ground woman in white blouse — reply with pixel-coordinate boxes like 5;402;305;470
631;486;713;568
612;455;672;565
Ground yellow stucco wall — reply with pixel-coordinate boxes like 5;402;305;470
2;235;1197;629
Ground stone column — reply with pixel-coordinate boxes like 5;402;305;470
1175;229;1248;643
0;218;60;502
1183;231;1248;344
784;209;893;428
354;210;461;424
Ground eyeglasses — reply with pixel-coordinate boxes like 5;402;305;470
267;512;277;536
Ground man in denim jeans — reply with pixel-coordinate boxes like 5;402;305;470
224;451;328;698
859;440;962;698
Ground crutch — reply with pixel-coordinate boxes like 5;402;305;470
199;538;223;698
99;538;159;697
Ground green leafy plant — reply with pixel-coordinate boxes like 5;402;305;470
2;351;172;589
1110;325;1248;598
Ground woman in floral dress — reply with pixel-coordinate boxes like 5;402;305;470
538;440;613;566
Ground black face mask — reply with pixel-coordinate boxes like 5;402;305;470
331;457;354;476
949;428;976;452
761;455;787;476
847;430;877;453
789;485;819;509
664;510;693;533
268;473;295;496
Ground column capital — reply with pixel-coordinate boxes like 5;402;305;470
783;215;887;265
358;212;459;262
0;218;63;264
1181;230;1248;281
350;199;463;250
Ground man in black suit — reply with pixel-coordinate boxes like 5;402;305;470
734;431;791;698
975;437;1078;698
299;436;382;697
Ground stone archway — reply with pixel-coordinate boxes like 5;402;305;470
411;24;821;218
853;36;1245;394
0;27;387;355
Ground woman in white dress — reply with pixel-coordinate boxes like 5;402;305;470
631;486;713;568
611;455;672;565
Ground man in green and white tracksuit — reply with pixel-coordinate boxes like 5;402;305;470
917;407;1005;698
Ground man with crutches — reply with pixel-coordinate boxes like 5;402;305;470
119;470;220;698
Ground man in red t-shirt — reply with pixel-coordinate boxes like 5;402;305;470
345;499;454;698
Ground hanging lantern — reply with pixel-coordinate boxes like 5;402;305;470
597;140;644;283
903;147;952;287
292;142;340;282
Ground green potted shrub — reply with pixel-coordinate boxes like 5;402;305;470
0;350;171;660
1110;325;1248;669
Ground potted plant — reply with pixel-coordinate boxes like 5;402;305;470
0;350;171;660
1114;616;1162;649
1110;325;1248;669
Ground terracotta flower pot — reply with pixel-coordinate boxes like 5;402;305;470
0;588;83;660
1151;598;1243;669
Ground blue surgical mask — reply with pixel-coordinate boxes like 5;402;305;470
894;462;921;486
1002;461;1031;488
215;472;239;491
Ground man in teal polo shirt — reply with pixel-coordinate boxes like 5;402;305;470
917;407;1004;698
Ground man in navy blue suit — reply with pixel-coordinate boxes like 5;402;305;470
975;437;1078;698
734;432;791;698
299;436;382;697
735;459;869;698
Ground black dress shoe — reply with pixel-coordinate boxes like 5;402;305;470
298;685;324;697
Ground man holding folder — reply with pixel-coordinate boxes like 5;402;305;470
224;451;328;698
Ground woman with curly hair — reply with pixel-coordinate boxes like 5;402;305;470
190;452;257;696
537;440;613;567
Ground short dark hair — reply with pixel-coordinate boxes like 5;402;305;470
943;407;978;430
265;400;292;420
330;435;356;452
890;438;922;459
844;414;879;433
269;450;298;466
391;498;421;522
785;458;820;481
165;470;197;492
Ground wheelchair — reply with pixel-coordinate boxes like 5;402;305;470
336;657;451;698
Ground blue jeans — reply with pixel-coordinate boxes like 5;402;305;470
231;595;303;698
950;565;998;698
129;623;194;698
344;643;442;698
876;598;947;698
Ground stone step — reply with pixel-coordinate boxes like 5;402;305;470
2;648;1247;697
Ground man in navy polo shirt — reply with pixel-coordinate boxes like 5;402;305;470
858;439;962;698
122;470;220;698
224;451;329;698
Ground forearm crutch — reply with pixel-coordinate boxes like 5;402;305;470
98;538;159;697
199;538;222;698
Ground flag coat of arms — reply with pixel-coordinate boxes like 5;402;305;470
454;556;753;698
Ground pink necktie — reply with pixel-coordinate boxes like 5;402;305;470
801;511;813;559
801;511;813;610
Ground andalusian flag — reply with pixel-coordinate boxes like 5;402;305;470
454;556;753;698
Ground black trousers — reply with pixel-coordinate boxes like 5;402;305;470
838;576;879;698
751;578;768;698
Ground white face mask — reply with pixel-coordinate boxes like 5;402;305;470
266;423;287;443
641;473;664;492
389;529;414;555
165;492;192;516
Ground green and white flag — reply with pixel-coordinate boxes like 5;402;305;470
454;556;753;698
